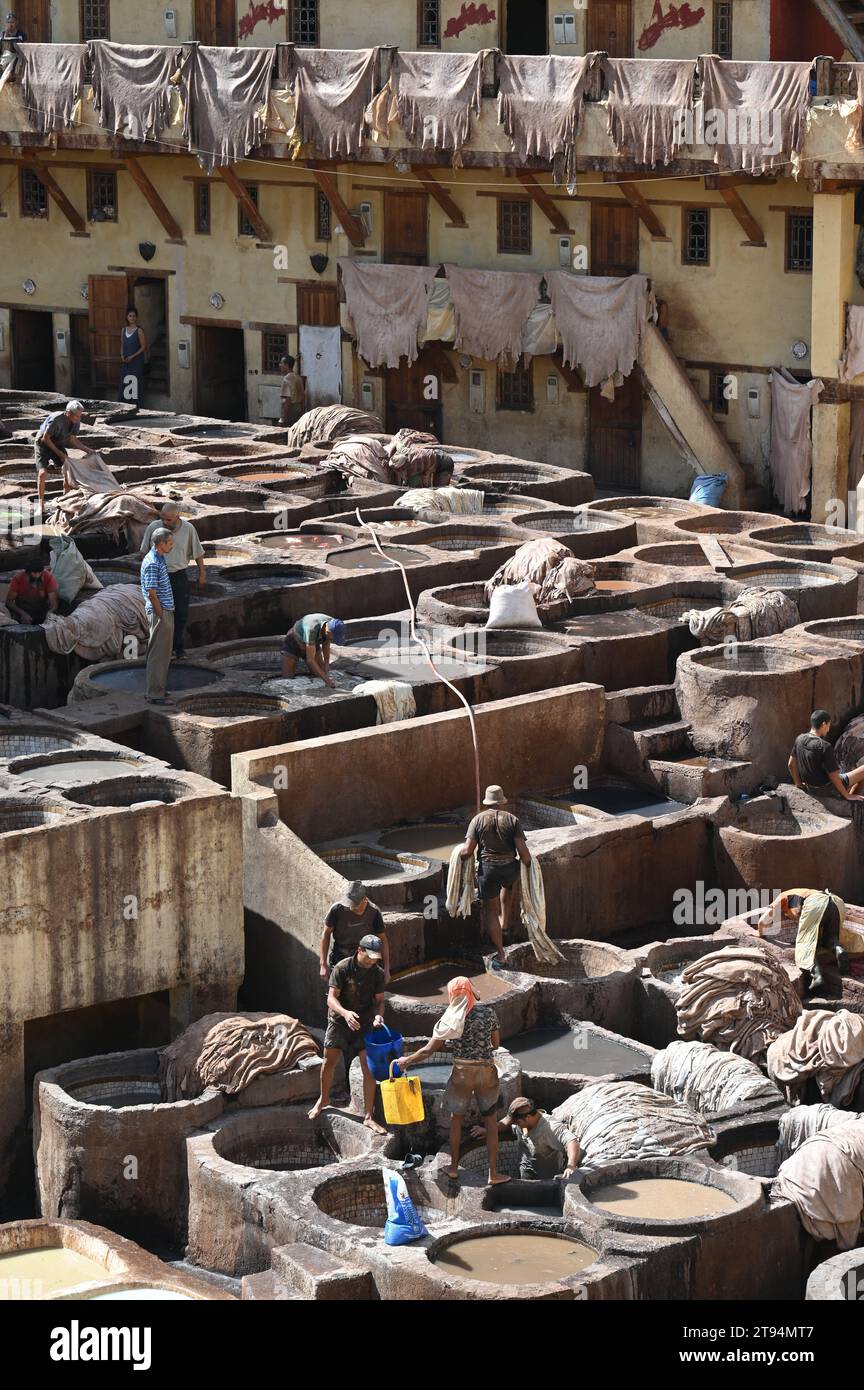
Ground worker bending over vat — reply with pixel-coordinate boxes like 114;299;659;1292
758;889;846;999
460;785;531;965
281;612;345;686
309;934;388;1135
474;1096;581;1180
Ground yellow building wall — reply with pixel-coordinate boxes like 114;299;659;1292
49;0;196;43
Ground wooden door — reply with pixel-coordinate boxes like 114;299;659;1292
296;282;339;327
591;202;639;277
88;274;128;396
588;200;641;487
16;0;49;41
385;349;441;435
194;0;236;44
194;325;246;419
587;0;633;57
383;191;429;266
12;309;54;391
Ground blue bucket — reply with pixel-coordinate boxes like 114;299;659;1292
364;1025;405;1081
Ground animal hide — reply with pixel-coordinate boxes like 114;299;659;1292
698;57;812;174
546;272;654;388
339;259;438;368
159;1012;320;1099
290;47;377;159
445;266;542;367
18;43;87;133
366;49;486;160
769;369;823;516
89;41;180;142
675;942;802;1066
497;53;597;187
604;57;695;166
183;45;274;173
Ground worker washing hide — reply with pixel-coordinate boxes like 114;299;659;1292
766;1008;864;1107
552;1080;715;1171
339;260;438;369
352;679;416;724
769;370;823;515
840;304;864;382
287;404;382;447
366;49;486;161
652;1040;784;1116
183;45;274;173
290;47;377;160
546;272;655;389
697;57;813;174
604;57;695;167
445;267;543;367
18;42;87;134
675;942;802;1066
496;53;597;188
89;41;180;142
400;485;484;514
387;429;453;489
772;1121;864;1249
683;586;799;645
42;584;147;662
159;1011;320;1101
777;1103;864;1164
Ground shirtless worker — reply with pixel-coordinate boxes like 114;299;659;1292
460;785;531;965
281;613;345;686
788;710;864;803
758;889;846;998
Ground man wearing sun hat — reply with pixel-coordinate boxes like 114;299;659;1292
320;880;389;984
460;785;531;965
309;933;387;1135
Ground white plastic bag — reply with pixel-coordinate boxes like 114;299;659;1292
486;581;541;630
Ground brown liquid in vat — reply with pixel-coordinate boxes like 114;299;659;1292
391;964;513;1001
594;579;639;590
590;1177;736;1219
434;1233;595;1285
378;825;466;861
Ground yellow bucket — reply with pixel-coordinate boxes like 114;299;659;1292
380;1060;426;1126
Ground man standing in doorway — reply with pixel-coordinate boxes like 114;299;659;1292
460;786;531;965
139;502;205;659
33;401;100;511
279;355;306;426
140;527;175;705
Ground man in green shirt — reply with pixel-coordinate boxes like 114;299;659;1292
281;613;345;685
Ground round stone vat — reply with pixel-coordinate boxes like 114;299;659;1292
510;508;637;558
723;559;857;621
315;846;438;906
417;581;489;627
462;461;563;484
188;486;272;509
586;559;658;595
8;748;149;785
0;799;66;834
641;936;745;1047
0;1224;124;1300
581;496;706;542
0;728;77;759
216;463;310;483
173;692;292;721
88;560;143;585
181;438;292;457
386;959;538;1039
375;818;469;862
321;506;422;531
632;542;720;568
806;1247;864;1301
199;541;256;565
185;1106;391;1276
424;1223;600;1300
636;593;720;622
71;660;224;701
709;1115;781;1179
571;774;688;820
715;796;856;898
503;938;640;1032
34;1050;225;1248
171;423;268;439
675;511;784;538
509;1021;655;1109
801;616;864;644
217;562;326;584
745;522;864;562
198;637;285;671
312;1165;460;1234
570;1157;760;1235
473;492;557;515
61;775;191;808
389;522;522;551
325;543;428;571
445;628;571;660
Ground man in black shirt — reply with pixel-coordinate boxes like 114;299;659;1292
461;784;531;964
308;934;387;1134
788;710;864;802
319;880;389;982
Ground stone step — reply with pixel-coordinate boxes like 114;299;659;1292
241;1270;300;1301
270;1242;376;1301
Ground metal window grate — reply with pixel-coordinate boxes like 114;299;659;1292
292;0;319;46
88;170;117;222
498;361;533;411
713;1;733;60
419;0;440;46
81;0;110;40
315;188;331;241
262;331;289;374
20;167;47;218
787;214;813;273
238;184;259;237
195;181;210;235
683;208;710;265
498;198;532;255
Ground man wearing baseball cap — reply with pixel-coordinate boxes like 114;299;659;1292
281;612;345;687
309;934;387;1135
320;881;389;983
460;785;531;965
33;401;100;509
474;1097;580;1180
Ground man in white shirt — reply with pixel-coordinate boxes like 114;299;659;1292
139;502;205;658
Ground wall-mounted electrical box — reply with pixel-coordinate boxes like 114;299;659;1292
55;330;68;358
558;236;571;267
164;9;177;37
178;340;190;369
553;13;577;42
469;369;485;413
747;387;760;419
0;325;5;353
546;375;559;404
358;201;373;237
361;379;375;410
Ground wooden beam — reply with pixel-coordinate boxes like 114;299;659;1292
306;163;365;247
421;341;459;383
515;170;573;234
703;174;777;189
716;183;765;246
123;156;184;241
21;154;86;233
216;165;272;243
618;182;668;240
550;350;585;393
413;165;467;228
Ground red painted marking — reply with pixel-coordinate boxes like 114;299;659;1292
238;0;286;41
638;0;705;52
443;2;496;40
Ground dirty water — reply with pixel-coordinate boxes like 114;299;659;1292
513;1027;648;1076
434;1232;595;1285
0;1248;109;1297
326;545;427;570
378;824;466;861
590;1177;736;1220
390;965;513;1002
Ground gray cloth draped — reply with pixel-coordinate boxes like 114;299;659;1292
89;41;180;142
369;50;486;157
497;53;597;188
697;57;812;173
546;272;653;388
183;45;274;173
769;369;823;516
339;260;438;368
604;57;695;166
445;266;542;367
291;47;377;160
18;42;87;133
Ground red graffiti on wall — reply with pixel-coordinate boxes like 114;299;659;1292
443;2;496;40
638;0;705;52
238;0;287;41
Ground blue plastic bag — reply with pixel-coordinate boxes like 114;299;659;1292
383;1168;428;1246
689;473;728;507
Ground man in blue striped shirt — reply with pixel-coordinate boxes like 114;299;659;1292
140;527;175;704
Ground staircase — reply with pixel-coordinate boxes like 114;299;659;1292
811;0;864;59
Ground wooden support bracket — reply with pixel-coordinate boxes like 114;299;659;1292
307;162;365;247
618;182;668;239
21;154;86;233
413;165;467;228
516;169;573;234
124;156;184;241
217;165;272;243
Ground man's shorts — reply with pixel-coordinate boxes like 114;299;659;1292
33;448;64;476
323;1016;368;1062
805;773;849;792
281;630;311;667
477;858;521;901
443;1060;500;1117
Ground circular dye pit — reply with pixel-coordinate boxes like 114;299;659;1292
326;545;427;570
572;781;687;818
0;1247;110;1298
11;755;144;785
314;1169;445;1229
589;1178;736;1220
88;662;222;694
690;646;801;674
228;470;308;484
219;563;324;584
0;803;63;833
0;731;75;758
378;823;466;862
258;532;348;550
512;1026;648;1077
432;1232;595;1286
66;1077;161;1107
389;964;513;1002
174;693;289;720
637;596;719;621
446;630;569;659
317;849;426;882
727;564;838;589
62;776;187;808
85;1288;194;1301
803;617;864;642
746;522;864;558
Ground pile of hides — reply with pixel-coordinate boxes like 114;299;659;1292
766;1008;864;1107
46;534;101;602
651;1040;784;1117
289;47;377;160
327;434;392;486
497;54;597;189
552;1080;715;1171
42;585;147;661
366;50;486;161
520;858;565;966
675;942;802;1065
446;845;476;920
772;1121;864;1248
604;58;695;167
401;485;484;514
835;714;864;772
89;41;180;142
698;57;813;174
63;451;120;494
446;267;542;367
339;261;438;369
683;586;800;645
182;45;274;174
546;272;655;390
777;1104;864;1164
18;43;87;134
386;429;452;488
159;1011;320;1101
288;405;382;447
485;537;594;621
48;489;159;548
769;370;823;515
352;679;416;724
